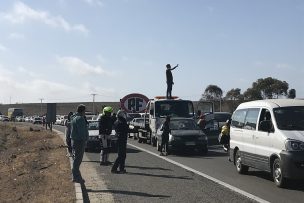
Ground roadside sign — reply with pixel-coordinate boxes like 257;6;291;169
46;103;56;123
120;93;149;113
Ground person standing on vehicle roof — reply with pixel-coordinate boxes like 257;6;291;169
99;106;114;165
111;110;129;173
166;64;178;99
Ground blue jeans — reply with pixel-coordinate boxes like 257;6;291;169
71;139;86;181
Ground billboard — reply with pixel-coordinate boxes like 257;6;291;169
46;103;56;123
120;93;149;113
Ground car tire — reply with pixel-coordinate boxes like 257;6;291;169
235;150;249;174
273;158;287;188
138;138;143;143
133;133;138;140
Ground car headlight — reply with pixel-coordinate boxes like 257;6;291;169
169;134;181;141
285;139;304;151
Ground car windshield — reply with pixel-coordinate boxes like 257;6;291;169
273;106;304;131
170;119;199;130
155;100;194;118
88;121;99;130
205;113;231;122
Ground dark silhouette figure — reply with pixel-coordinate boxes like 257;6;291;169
65;111;74;156
166;64;178;99
111;110;129;173
160;116;171;156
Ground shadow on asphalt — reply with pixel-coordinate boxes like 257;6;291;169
86;189;171;198
246;170;304;191
126;148;141;153
125;165;172;171
171;150;228;158
126;171;193;180
85;148;141;154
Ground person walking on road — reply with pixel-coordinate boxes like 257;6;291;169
65;111;74;158
160;116;171;156
99;106;114;165
70;104;89;183
111;110;129;174
220;119;231;152
166;64;178;99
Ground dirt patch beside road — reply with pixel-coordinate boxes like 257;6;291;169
0;123;75;203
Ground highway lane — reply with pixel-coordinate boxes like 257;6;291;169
127;136;304;203
54;125;304;202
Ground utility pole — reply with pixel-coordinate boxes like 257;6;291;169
39;98;44;116
91;94;97;114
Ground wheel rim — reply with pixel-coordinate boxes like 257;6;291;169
274;162;282;183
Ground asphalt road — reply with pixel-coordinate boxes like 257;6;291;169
55;126;304;203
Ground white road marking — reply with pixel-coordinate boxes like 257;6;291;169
127;143;270;203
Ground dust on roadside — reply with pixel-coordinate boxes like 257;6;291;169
0;122;75;203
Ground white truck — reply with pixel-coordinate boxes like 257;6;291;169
137;96;195;146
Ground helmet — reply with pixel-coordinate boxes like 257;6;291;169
103;106;113;114
117;110;127;119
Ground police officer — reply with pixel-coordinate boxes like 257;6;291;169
99;106;114;165
111;110;129;173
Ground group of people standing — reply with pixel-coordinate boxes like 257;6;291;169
65;104;129;183
62;63;181;182
98;106;129;174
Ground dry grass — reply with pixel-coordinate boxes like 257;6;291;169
0;123;75;203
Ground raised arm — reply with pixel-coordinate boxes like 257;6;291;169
170;64;178;70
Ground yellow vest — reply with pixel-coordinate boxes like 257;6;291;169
221;125;230;136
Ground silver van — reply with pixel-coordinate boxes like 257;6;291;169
229;99;304;187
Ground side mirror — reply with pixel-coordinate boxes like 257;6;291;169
259;120;273;132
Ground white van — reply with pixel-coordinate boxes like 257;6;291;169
229;99;304;187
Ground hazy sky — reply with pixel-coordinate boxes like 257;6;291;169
0;0;303;104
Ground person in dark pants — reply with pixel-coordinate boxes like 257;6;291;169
160;116;171;156
70;104;89;183
99;106;114;165
111;110;129;174
166;63;178;99
65;111;74;157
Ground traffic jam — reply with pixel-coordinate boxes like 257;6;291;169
84;93;304;189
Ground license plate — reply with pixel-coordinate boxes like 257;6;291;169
185;142;195;146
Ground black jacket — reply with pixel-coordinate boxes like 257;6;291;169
99;115;113;135
161;120;171;138
114;117;129;143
